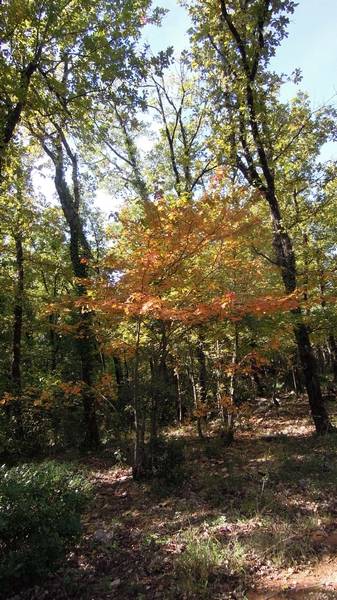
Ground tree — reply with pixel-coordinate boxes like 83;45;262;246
0;0;163;180
36;130;101;449
11;0;166;448
184;0;335;433
90;180;299;472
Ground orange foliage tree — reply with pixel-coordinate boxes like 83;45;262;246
80;180;299;475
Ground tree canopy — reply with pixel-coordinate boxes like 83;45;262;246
0;0;337;527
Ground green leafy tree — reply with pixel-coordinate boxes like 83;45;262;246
184;0;336;433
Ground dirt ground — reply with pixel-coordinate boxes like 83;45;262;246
10;395;337;599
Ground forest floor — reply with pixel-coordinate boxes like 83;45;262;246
11;395;337;600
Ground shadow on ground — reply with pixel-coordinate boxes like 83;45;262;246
9;395;337;599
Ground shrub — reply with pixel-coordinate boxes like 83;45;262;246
204;438;225;460
151;437;186;486
0;461;91;596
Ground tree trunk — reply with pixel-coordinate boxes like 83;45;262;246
0;58;40;180
266;192;332;434
328;334;337;384
214;3;333;434
175;369;183;425
246;51;332;434
188;358;204;439
51;138;100;449
48;313;59;372
196;337;207;401
11;232;24;439
149;324;169;472
149;358;158;474
113;355;123;387
132;319;146;479
196;337;208;437
224;323;238;441
250;120;332;433
238;93;331;432
77;311;100;449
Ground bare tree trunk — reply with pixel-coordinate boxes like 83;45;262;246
149;358;158;474
113;355;123;387
196;337;207;403
48;314;58;372
291;367;299;398
270;200;331;433
149;323;169;471
196;338;208;439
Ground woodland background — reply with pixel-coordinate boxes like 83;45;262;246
1;1;337;598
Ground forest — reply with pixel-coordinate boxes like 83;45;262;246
1;0;337;598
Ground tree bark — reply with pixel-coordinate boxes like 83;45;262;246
188;357;204;439
267;192;332;434
196;340;208;439
196;338;207;404
175;368;183;425
113;355;123;387
149;323;169;472
328;334;337;384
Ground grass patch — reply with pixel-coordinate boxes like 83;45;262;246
174;527;247;598
236;514;320;568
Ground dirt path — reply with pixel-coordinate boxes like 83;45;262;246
248;554;337;599
247;555;337;600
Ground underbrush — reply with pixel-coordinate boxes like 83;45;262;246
0;460;91;597
174;527;247;598
178;429;337;595
151;437;186;483
146;437;187;496
243;516;317;567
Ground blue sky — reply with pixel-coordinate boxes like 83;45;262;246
141;0;337;165
272;0;337;106
145;0;337;107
